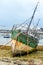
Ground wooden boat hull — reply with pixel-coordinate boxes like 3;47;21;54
11;40;36;56
11;30;38;56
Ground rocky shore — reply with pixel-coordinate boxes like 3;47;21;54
0;57;43;65
0;45;43;65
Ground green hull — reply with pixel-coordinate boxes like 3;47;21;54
11;30;38;48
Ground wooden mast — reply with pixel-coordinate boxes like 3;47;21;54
26;2;39;34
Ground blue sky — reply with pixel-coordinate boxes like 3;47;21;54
0;0;43;29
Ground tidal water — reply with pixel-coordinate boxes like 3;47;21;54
0;33;43;45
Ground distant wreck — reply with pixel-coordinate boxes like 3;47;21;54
11;2;39;56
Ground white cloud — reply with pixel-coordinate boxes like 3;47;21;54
0;0;43;29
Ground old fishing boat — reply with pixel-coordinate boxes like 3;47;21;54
11;2;39;56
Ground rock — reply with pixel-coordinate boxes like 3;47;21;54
38;61;43;65
14;60;22;65
21;61;29;65
28;60;34;65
